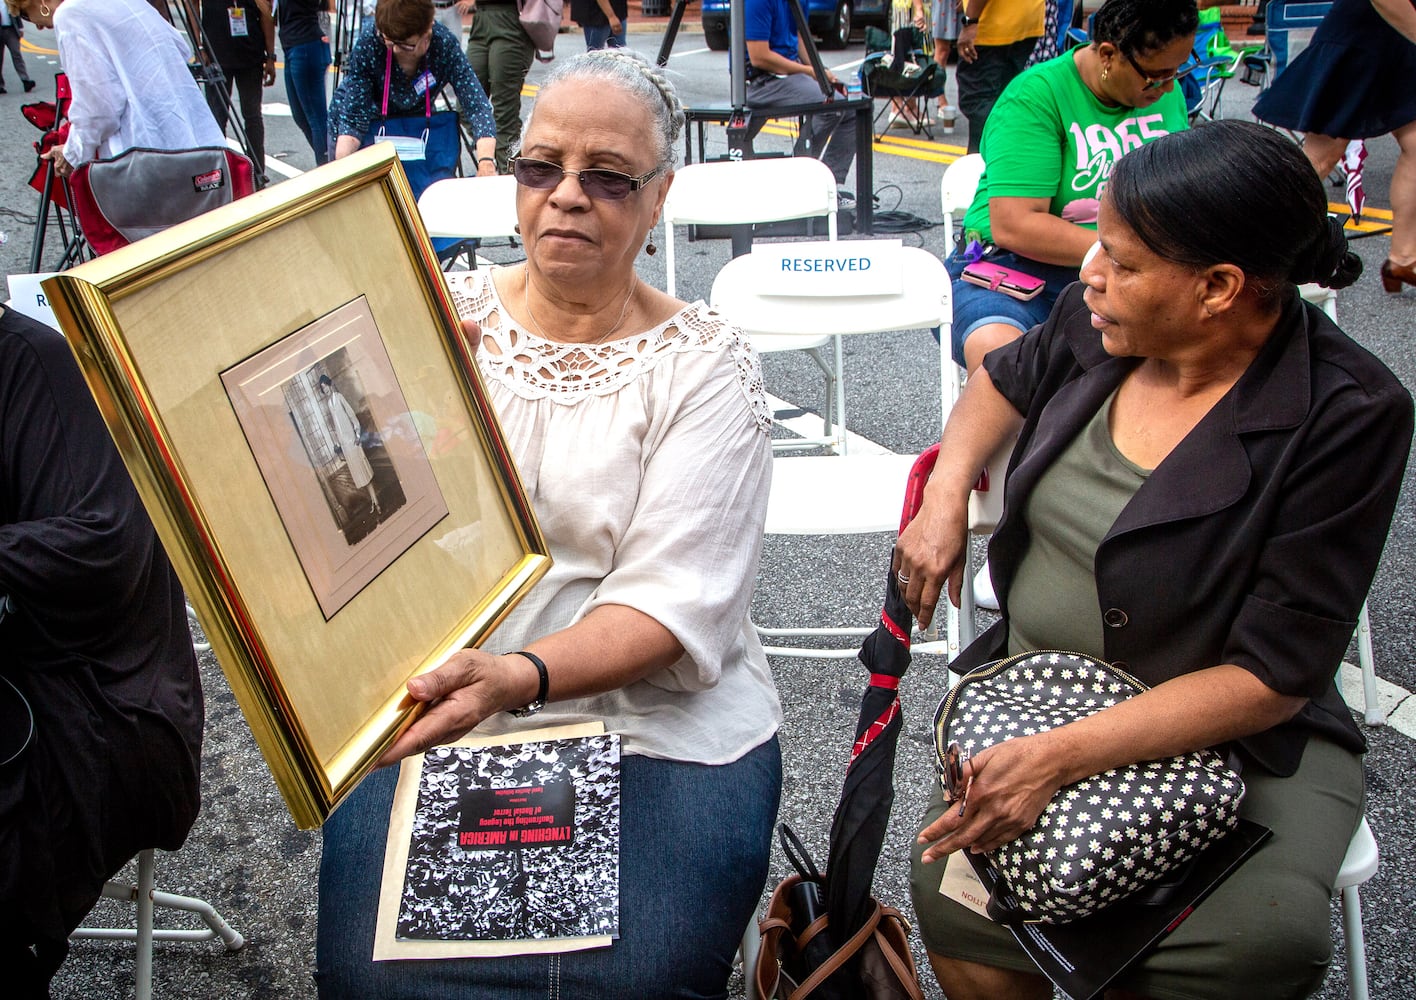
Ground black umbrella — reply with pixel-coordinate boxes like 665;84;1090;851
825;445;938;942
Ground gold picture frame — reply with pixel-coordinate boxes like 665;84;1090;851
44;145;550;829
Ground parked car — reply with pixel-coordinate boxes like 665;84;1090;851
701;0;889;52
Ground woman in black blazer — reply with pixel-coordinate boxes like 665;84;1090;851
898;120;1412;1000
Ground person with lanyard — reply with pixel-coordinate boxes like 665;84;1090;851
188;0;277;179
329;0;496;173
275;0;332;165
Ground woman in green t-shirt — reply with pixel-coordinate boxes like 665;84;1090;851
947;0;1196;373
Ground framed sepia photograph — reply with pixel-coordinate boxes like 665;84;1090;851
43;145;551;829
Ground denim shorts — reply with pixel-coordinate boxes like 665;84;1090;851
945;249;1080;367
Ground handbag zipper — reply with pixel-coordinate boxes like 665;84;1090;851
931;650;1148;779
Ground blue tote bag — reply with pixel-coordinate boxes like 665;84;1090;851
361;48;461;200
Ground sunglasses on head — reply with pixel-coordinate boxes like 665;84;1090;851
511;156;660;201
1121;48;1194;91
941;741;973;817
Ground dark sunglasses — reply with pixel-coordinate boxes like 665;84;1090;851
1121;48;1194;91
941;741;973;817
511;155;660;201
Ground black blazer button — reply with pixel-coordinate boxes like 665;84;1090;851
1103;608;1129;628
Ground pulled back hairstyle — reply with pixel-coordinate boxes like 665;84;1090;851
1108;120;1362;298
1092;0;1199;56
528;48;686;172
375;0;434;43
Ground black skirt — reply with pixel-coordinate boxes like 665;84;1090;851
1252;0;1416;138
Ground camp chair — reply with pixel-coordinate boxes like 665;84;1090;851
859;26;946;140
24;73;88;272
66;146;257;257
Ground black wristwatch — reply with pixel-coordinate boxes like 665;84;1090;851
506;650;548;718
959;12;980;26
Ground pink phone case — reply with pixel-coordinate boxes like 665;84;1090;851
960;261;1047;301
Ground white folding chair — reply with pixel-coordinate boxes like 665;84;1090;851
1299;283;1383;725
416;175;520;271
940;153;986;243
711;244;971;660
71;848;245;1000
1335;815;1379;1000
666;158;845;451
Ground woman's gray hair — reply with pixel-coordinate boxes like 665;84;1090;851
526;49;685;171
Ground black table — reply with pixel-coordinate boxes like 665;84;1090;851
681;95;875;235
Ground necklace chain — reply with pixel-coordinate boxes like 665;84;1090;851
523;269;636;346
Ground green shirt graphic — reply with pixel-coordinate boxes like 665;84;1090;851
963;51;1189;246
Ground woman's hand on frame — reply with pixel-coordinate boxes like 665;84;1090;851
377;649;538;766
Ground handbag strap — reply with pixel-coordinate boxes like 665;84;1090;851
788;900;884;1000
381;46;432;122
778;823;823;883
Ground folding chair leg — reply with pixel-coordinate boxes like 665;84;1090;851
1341;883;1370;1000
1357;601;1382;726
136;850;154;1000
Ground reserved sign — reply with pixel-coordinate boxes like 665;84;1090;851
6;272;59;330
751;239;903;296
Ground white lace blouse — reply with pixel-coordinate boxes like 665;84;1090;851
450;270;782;764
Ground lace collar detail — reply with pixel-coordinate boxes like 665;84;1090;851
449;270;771;432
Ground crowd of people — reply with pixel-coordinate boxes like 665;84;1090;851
4;1;1415;998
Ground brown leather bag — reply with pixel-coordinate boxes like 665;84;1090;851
754;873;925;1000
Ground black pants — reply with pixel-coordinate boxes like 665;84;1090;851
956;37;1038;154
206;63;266;174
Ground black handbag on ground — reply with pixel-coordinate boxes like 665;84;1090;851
934;650;1246;924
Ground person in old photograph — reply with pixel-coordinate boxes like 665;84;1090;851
319;373;381;521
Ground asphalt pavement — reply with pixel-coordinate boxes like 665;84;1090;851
2;19;1413;1000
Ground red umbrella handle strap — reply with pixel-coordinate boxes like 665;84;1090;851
899;444;941;533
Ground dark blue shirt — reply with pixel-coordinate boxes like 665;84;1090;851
744;0;800;66
329;23;496;142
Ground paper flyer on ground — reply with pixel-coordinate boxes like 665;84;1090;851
374;722;620;959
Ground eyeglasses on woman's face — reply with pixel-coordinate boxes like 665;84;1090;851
382;31;430;53
1121;47;1193;91
511;155;660;201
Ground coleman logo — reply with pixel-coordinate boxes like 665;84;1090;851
192;168;225;192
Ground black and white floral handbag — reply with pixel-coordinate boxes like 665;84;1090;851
934;650;1246;924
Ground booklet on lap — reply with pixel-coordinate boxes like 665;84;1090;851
374;722;621;960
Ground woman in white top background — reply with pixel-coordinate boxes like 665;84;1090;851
315;48;784;999
11;0;222;177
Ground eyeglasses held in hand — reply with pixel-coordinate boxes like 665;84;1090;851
942;741;973;818
511;156;660;201
1121;48;1194;91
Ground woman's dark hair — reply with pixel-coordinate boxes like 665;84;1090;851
1092;0;1199;56
318;374;333;387
375;0;434;43
1107;120;1362;296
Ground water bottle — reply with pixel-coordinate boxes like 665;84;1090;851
846;76;863;100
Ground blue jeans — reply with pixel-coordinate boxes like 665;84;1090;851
583;24;627;50
284;40;330;166
316;736;783;998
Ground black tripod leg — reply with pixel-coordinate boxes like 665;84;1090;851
29;162;56;272
655;0;694;66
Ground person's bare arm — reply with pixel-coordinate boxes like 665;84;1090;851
988;196;1099;267
1372;0;1416;43
919;665;1303;860
894;365;1024;628
254;0;277;85
593;0;622;34
745;38;813;76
